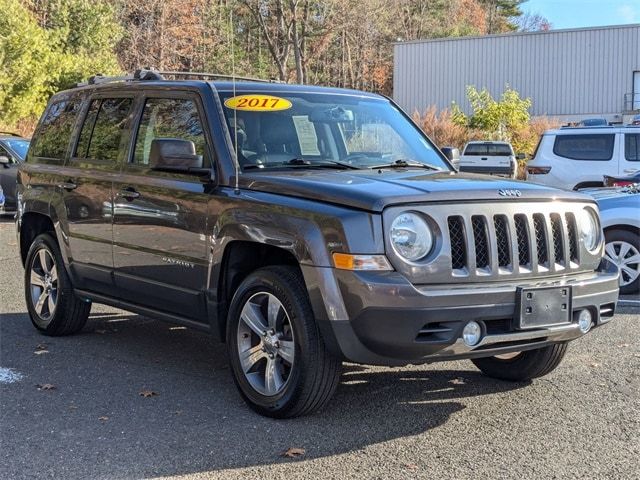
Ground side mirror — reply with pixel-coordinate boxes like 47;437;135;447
0;155;10;166
516;153;526;160
440;147;460;168
149;138;207;174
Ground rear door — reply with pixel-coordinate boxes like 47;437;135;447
62;95;134;293
621;132;640;176
112;92;212;323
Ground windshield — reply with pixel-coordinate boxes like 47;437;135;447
218;91;450;171
464;144;513;156
3;139;30;160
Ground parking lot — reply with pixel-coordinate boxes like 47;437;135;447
1;217;638;480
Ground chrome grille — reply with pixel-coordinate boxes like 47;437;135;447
446;208;584;279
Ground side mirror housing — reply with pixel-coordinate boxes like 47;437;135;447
440;146;460;169
0;155;10;166
516;153;526;160
149;138;207;174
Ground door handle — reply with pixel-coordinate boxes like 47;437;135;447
57;181;77;191
481;157;488;160
623;169;639;174
117;188;141;200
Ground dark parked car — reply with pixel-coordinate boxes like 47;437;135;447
603;172;640;187
0;132;30;214
17;70;619;418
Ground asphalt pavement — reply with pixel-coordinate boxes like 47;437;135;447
1;218;639;480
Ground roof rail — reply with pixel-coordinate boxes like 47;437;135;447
158;71;283;83
74;69;281;87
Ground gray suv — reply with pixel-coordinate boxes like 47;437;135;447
17;70;620;418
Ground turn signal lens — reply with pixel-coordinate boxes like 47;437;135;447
332;253;393;271
527;166;551;175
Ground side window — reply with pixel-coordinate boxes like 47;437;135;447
552;134;615;161
625;134;640;162
75;98;133;162
133;98;208;166
31;100;80;159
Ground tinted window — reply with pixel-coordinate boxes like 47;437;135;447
553;134;615;161
4;139;30;160
76;98;132;161
464;144;513;156
133;98;208;166
31;100;80;159
625;134;640;162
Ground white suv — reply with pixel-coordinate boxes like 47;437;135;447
527;126;640;190
459;141;518;178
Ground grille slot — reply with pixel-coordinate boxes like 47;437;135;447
448;216;467;270
472;215;490;269
550;213;565;265
533;213;548;266
565;212;579;263
415;323;455;342
514;214;530;266
494;215;511;267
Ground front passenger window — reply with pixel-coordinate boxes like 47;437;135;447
133;98;209;166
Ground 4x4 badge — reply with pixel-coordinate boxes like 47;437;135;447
498;189;521;197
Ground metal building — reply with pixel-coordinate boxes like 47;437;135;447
393;24;640;124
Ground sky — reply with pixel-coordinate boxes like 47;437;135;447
521;0;640;29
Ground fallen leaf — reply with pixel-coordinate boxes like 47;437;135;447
618;343;630;348
590;363;600;368
35;343;48;350
405;463;418;471
34;350;49;355
68;405;78;410
282;447;305;458
449;377;466;385
139;390;158;398
98;416;109;421
36;383;56;391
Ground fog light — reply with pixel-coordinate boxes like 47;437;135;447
577;309;593;333
462;321;482;346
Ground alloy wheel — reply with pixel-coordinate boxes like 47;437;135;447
29;248;58;325
236;292;295;396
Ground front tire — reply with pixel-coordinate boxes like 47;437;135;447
471;343;568;381
226;266;342;418
24;233;91;336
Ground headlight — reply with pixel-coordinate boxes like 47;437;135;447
390;212;433;261
578;208;600;252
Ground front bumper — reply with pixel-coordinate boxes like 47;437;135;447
302;259;620;366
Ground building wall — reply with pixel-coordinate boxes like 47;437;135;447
393;24;640;122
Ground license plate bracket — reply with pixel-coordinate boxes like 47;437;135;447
516;286;572;329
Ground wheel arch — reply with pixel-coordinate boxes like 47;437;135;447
19;212;55;266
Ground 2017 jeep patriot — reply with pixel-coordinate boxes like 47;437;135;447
17;70;620;418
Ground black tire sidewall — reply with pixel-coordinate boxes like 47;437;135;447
226;267;314;415
605;229;640;294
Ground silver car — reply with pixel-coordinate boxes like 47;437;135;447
587;186;640;294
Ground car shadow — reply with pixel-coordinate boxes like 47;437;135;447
0;311;527;478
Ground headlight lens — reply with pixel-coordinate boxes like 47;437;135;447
578;208;600;252
390;212;433;261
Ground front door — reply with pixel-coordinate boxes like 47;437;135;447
621;132;640;176
112;94;212;323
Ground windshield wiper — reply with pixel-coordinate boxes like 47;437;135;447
245;158;360;170
370;159;441;171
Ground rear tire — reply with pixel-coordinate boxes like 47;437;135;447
604;229;640;294
471;343;568;381
24;233;91;336
226;266;342;418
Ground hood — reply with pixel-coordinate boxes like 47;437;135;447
241;169;590;212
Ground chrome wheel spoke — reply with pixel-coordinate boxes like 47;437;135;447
618;242;631;259
47;293;56;316
240;344;266;373
241;302;268;336
267;294;281;329
30;270;46;288
605;243;617;260
38;250;50;273
35;291;48;315
278;340;295;364
624;253;640;265
264;357;283;395
49;264;58;282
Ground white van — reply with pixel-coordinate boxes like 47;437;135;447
526;126;640;190
458;141;518;178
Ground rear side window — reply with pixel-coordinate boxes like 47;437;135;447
553;134;615;161
133;97;208;166
75;98;133;161
625;134;640;161
464;144;512;156
31;100;80;159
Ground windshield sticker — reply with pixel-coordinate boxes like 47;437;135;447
224;95;292;111
292;115;320;155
